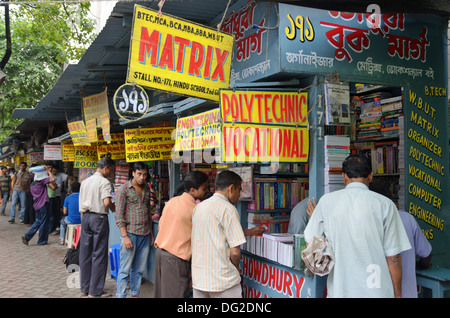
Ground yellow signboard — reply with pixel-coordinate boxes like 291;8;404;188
127;5;234;101
62;140;75;162
74;144;98;169
86;118;98;142
83;88;109;128
124;127;175;162
219;90;309;163
174;108;221;152
67;120;90;146
97;133;126;160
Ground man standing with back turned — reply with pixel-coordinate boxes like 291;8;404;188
304;154;411;298
78;157;115;298
115;161;154;298
191;170;246;298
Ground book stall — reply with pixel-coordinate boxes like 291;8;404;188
173;0;448;298
109;0;447;297
0;0;448;298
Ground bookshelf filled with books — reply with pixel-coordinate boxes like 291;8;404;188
324;82;404;207
240;163;309;269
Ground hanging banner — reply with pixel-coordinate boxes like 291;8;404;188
86;118;98;143
124;127;175;162
82;88;110;128
61;140;75;162
74;144;98;169
67;120;90;146
100;113;112;143
174;108;221;152
127;5;234;101
220;89;309;163
97;133;126;160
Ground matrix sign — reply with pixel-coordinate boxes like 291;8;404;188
127;5;234;101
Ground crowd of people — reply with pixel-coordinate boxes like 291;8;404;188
2;153;433;298
1;162;78;246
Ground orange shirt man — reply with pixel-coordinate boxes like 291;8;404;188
154;171;209;298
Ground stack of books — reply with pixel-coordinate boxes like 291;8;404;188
242;233;309;269
324;135;350;193
355;92;403;141
243;233;294;267
356;93;384;140
380;96;403;138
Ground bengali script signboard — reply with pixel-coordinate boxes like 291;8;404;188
277;4;449;266
62;140;75;162
127;5;234;101
124;127;175;162
96;133;126;160
220;89;309;164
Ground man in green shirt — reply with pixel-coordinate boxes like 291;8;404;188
0;166;11;216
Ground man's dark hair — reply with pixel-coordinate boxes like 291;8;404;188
20;162;27;167
128;161;149;181
215;170;242;191
342;154;372;178
70;181;81;193
174;171;209;196
97;156;115;169
132;161;148;172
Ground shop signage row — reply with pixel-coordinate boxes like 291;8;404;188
173;89;310;164
62;134;127;168
63;89;310;165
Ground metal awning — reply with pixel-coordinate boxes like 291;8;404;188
10;0;242;124
47;132;72;144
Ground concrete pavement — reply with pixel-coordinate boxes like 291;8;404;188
0;200;154;298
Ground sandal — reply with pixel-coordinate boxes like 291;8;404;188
88;291;112;298
58;239;64;246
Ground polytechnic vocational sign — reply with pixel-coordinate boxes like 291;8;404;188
127;5;234;102
219;89;309;164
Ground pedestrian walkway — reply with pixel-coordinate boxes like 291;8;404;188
0;201;154;298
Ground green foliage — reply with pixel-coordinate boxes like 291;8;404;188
0;2;97;139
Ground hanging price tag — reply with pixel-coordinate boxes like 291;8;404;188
113;83;150;121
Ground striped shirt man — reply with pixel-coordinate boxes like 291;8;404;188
0;173;11;192
115;180;152;236
191;192;246;293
